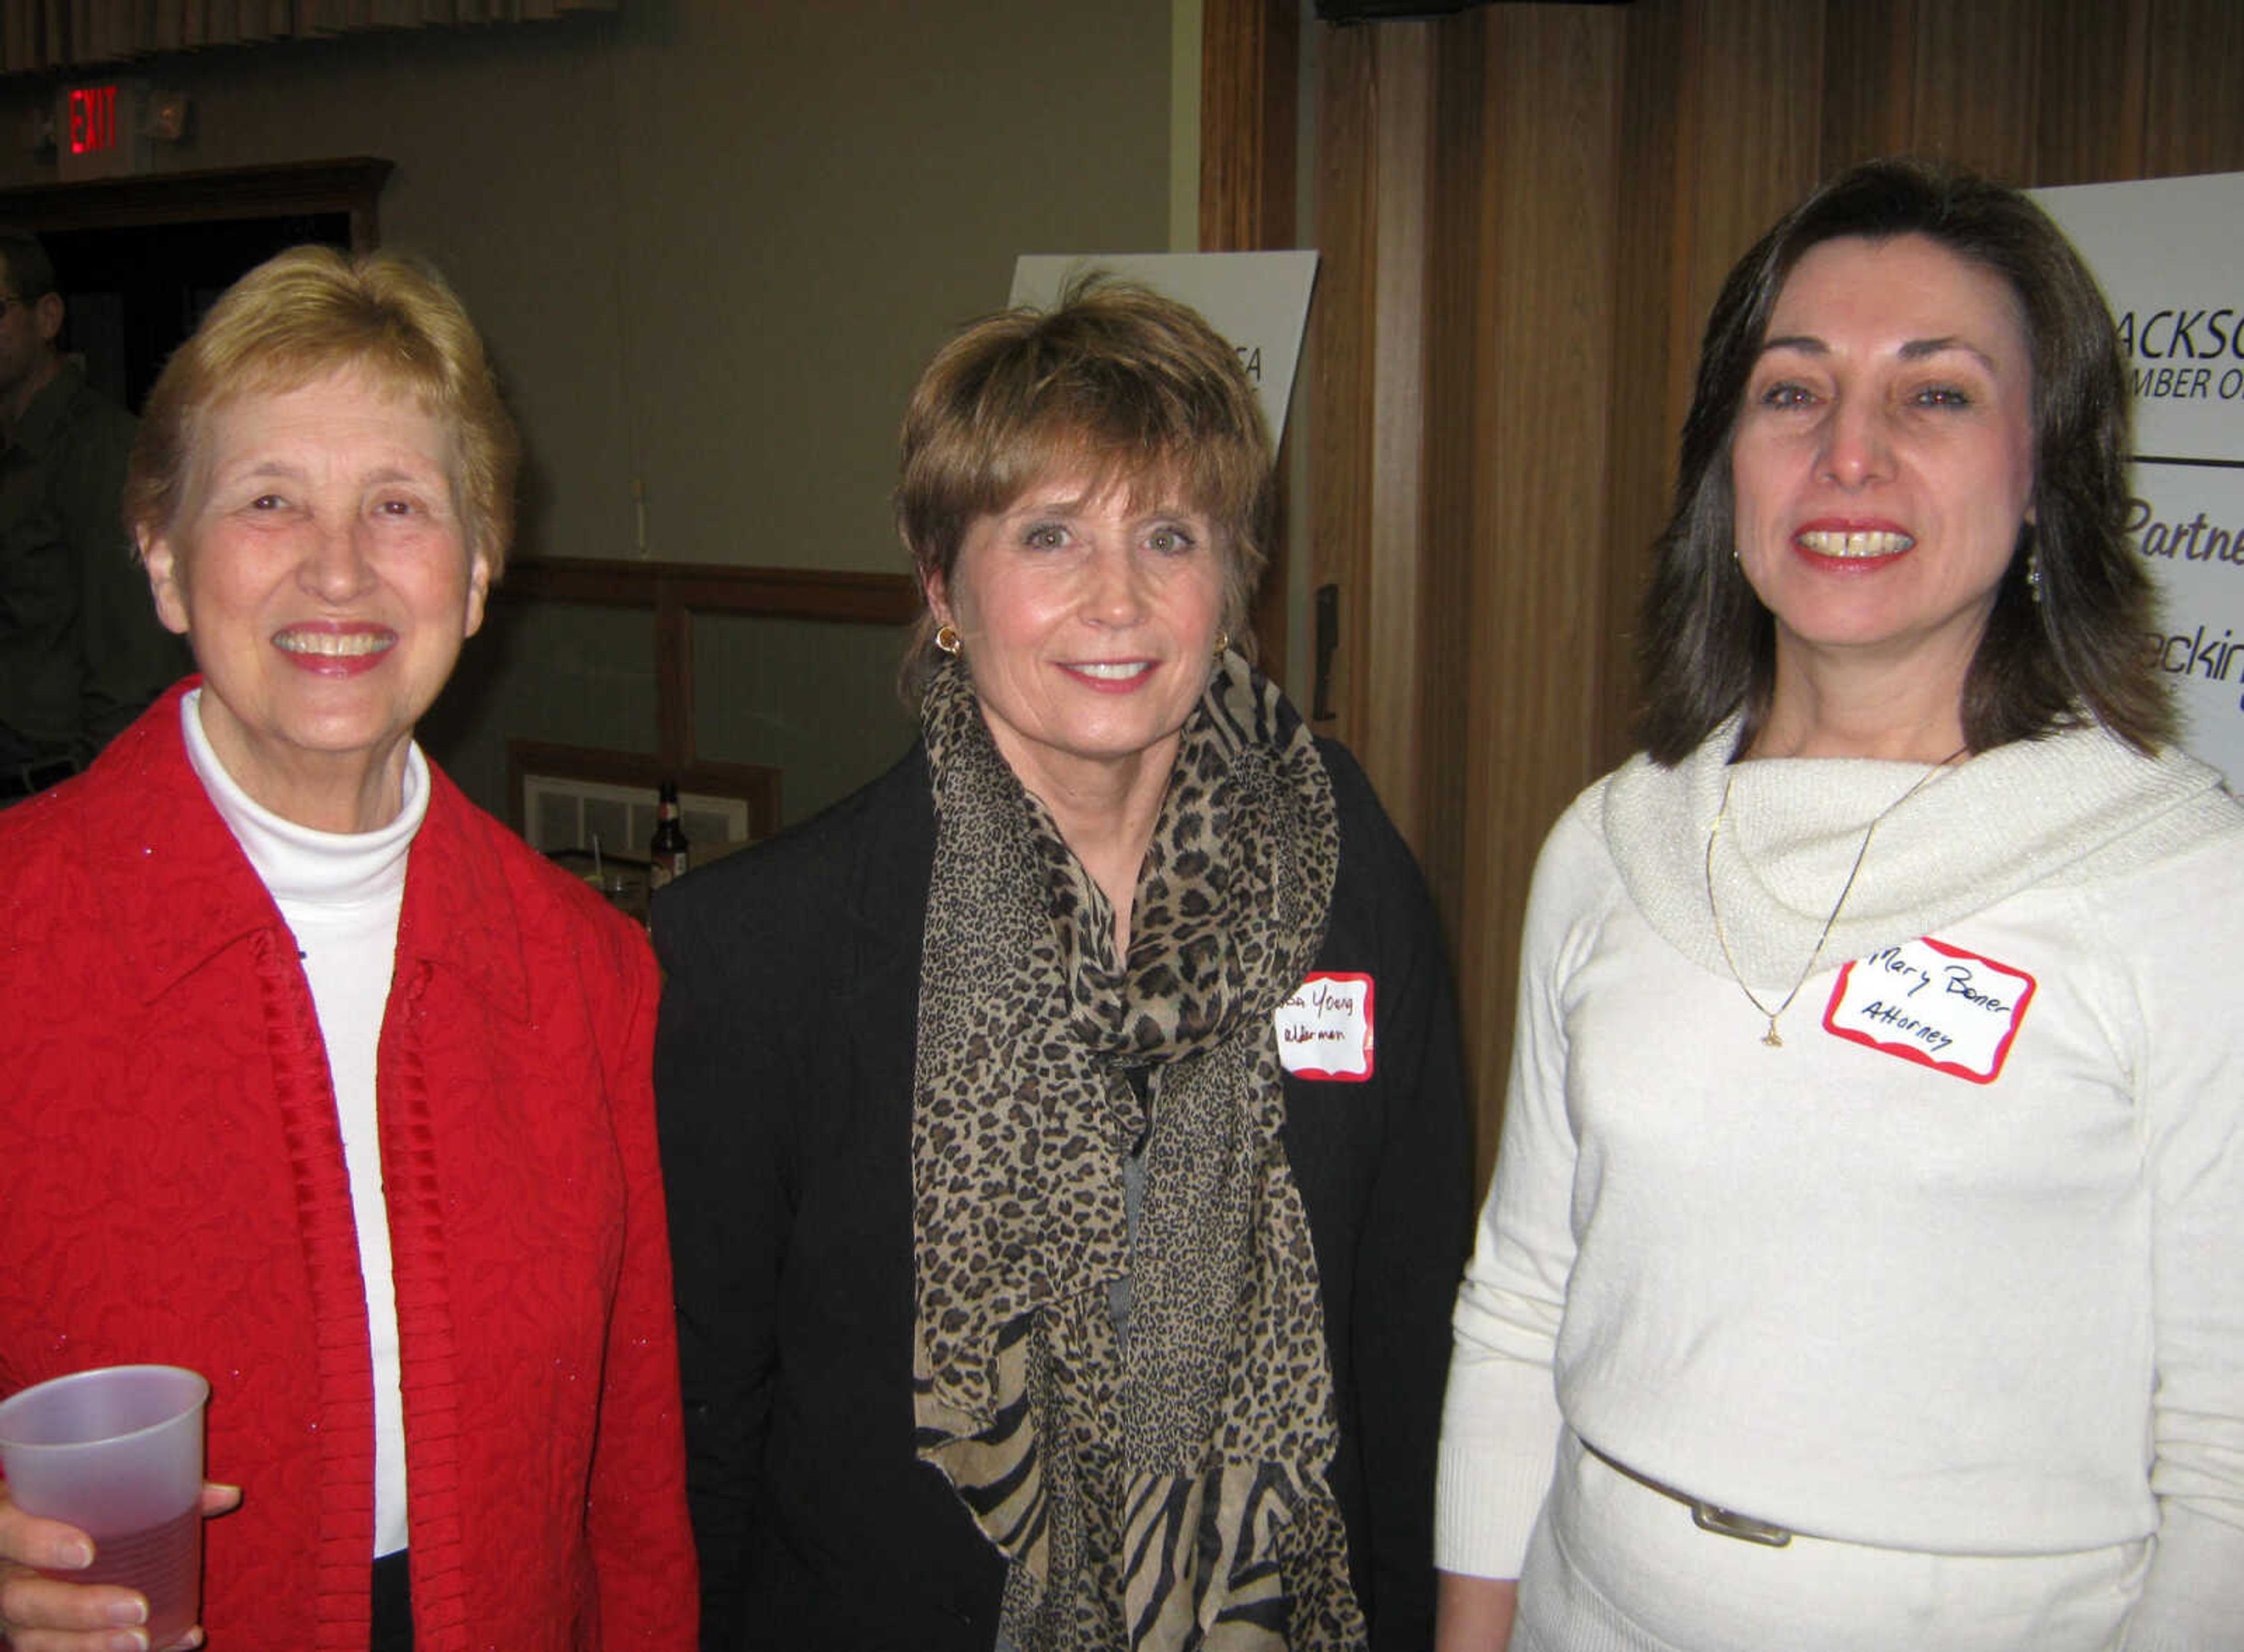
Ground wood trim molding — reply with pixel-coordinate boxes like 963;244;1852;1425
496;558;922;625
0;158;394;247
493;556;919;780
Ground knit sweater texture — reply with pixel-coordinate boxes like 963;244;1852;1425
1438;721;2244;1648
0;680;698;1652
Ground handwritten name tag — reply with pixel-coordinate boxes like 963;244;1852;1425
1274;972;1375;1081
1823;937;2036;1084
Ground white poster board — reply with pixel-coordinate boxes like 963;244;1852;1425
2035;172;2244;787
1009;252;1319;442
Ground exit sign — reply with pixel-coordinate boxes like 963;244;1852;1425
55;82;146;181
68;85;119;156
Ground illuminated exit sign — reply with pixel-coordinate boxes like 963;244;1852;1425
55;81;146;181
68;85;119;156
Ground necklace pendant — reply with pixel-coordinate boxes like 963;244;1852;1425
1709;747;1971;1062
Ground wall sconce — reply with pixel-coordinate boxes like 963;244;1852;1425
143;90;191;145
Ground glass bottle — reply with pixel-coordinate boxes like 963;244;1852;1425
649;780;690;891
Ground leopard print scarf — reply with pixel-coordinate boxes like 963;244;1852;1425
910;650;1360;1652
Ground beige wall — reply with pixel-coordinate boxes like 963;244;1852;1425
0;2;1184;823
0;1;1177;577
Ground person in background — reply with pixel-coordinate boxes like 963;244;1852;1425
657;277;1471;1650
1434;157;2244;1652
0;233;188;801
0;245;697;1651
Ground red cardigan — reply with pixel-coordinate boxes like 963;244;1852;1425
0;683;697;1651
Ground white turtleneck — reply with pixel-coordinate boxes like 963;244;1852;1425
181;688;423;1560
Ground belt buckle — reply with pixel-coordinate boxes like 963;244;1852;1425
1690;1499;1793;1547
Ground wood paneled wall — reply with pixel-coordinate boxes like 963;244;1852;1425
1301;0;2244;1186
1201;0;1302;683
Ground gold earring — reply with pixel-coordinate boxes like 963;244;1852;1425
935;622;962;657
1212;631;1231;661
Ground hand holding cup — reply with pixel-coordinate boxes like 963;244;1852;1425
0;1483;236;1651
0;1368;233;1652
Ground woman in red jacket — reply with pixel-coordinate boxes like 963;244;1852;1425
0;248;696;1652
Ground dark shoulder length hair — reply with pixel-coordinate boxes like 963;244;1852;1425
1636;157;2171;765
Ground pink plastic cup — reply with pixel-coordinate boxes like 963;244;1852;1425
0;1365;209;1647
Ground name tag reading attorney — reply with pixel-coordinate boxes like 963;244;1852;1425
1275;972;1375;1081
1823;937;2037;1084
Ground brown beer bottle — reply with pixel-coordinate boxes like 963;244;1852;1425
649;780;690;890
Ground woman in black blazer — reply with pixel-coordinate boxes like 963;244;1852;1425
656;276;1470;1652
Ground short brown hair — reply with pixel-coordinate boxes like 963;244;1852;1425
894;273;1273;689
0;234;58;303
126;245;520;578
1637;157;2170;763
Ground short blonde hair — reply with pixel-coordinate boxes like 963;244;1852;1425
126;245;519;577
894;274;1273;687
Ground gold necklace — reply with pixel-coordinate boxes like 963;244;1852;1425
1705;745;1968;1048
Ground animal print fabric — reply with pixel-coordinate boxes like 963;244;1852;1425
910;652;1362;1651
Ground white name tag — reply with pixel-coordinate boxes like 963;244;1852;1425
1274;972;1375;1081
1823;937;2036;1083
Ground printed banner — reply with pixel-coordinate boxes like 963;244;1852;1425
2036;172;2244;786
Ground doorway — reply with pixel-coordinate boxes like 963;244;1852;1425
0;158;392;411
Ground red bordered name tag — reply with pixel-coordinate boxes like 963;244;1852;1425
1823;936;2035;1085
1274;972;1375;1081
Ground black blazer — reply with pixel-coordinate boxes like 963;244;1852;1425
654;739;1471;1651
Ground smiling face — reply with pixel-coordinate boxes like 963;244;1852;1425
141;366;489;831
1730;233;2037;717
926;472;1225;803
